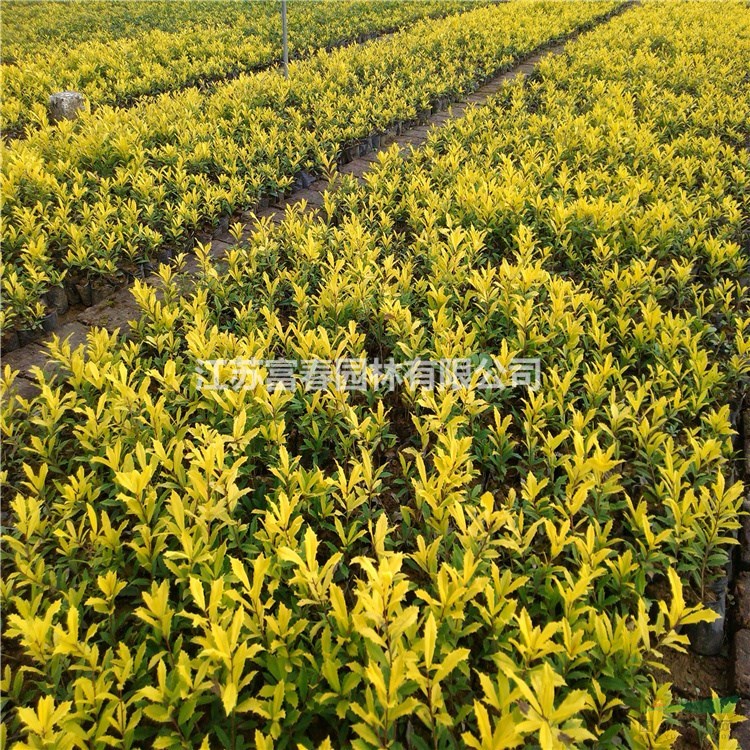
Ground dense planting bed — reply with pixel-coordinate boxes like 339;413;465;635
0;0;480;135
2;1;750;748
0;0;617;338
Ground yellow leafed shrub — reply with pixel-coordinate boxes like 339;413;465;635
0;0;618;334
1;0;483;135
1;2;749;749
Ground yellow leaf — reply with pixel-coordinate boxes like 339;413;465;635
189;577;205;611
424;612;437;670
223;682;238;715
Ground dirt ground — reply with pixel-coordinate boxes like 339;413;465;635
657;647;734;749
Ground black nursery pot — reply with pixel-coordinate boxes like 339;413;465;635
44;284;69;315
18;326;43;346
213;215;230;237
155;247;174;265
40;310;58;333
381;127;397;145
64;280;82;307
138;262;154;279
685;577;728;656
75;278;113;306
267;189;284;206
75;280;94;307
1;330;20;353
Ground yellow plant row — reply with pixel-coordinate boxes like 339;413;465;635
1;0;480;136
0;0;618;338
2;1;749;748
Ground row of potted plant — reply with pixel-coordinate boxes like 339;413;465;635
0;0;619;345
1;2;748;747
2;0;485;135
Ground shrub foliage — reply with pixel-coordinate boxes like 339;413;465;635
2;2;749;749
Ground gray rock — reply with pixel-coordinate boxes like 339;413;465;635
48;91;85;123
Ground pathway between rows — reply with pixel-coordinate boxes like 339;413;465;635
1;2;636;399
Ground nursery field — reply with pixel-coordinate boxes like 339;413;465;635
2;1;750;749
1;0;483;136
0;0;616;339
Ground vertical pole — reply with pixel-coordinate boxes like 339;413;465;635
281;0;289;78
